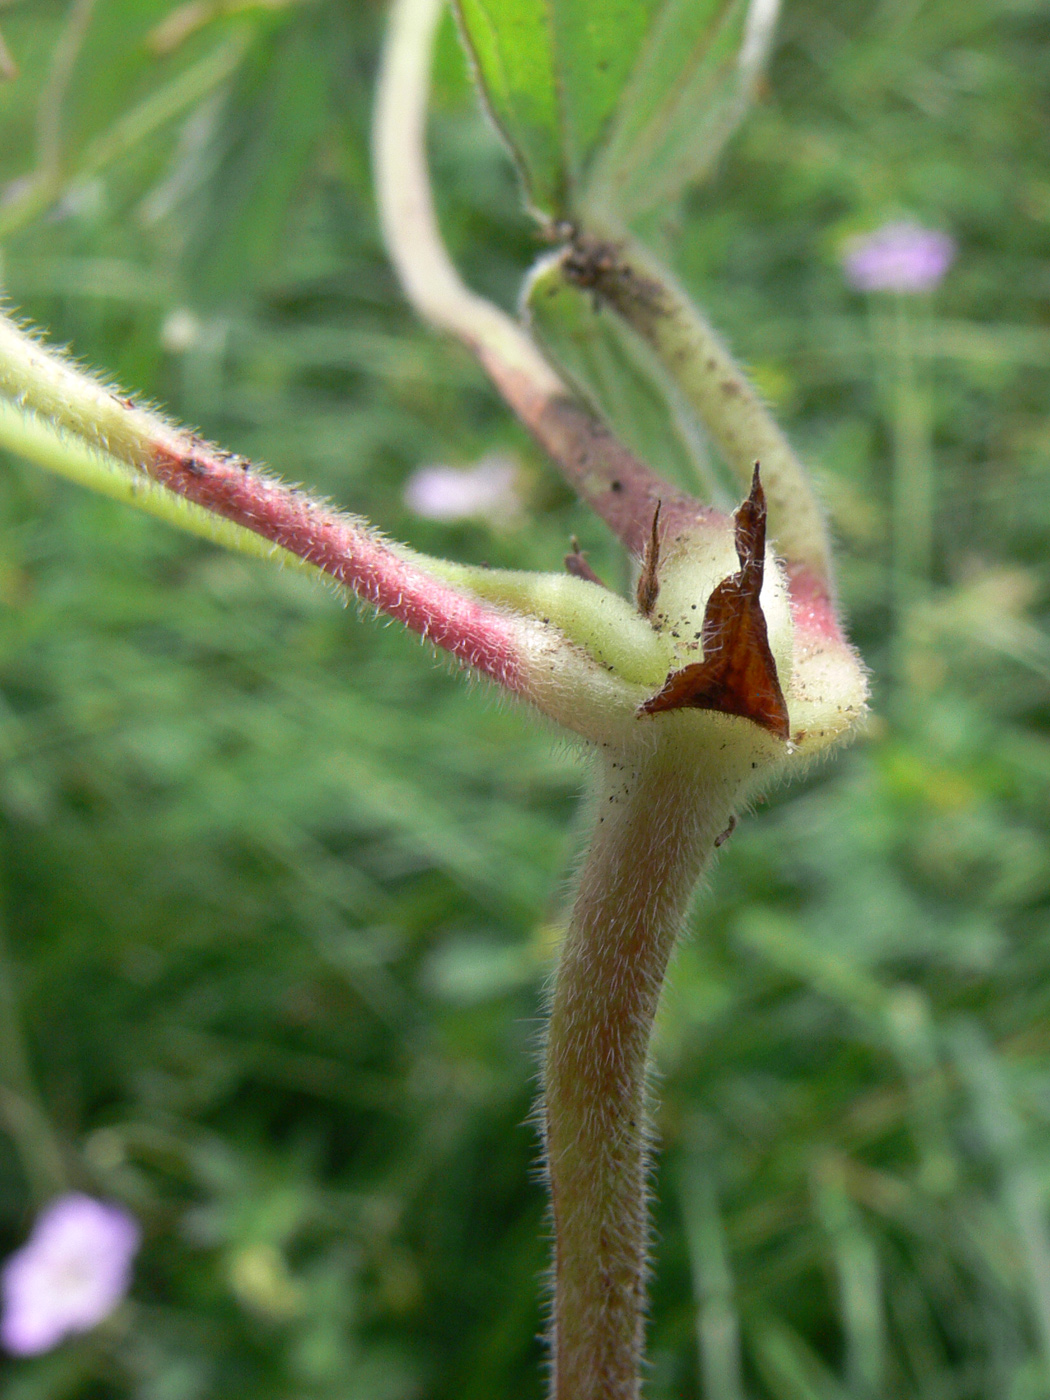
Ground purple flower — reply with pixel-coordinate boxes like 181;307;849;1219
1;1194;140;1355
403;454;523;525
842;221;956;293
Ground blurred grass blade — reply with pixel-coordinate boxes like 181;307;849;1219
677;1154;745;1400
884;986;959;1197
329;747;550;918
0;25;16;82
735;910;888;1024
1;256;177;304
78;33;249;184
453;0;779;224
0;33;250;240
753;1321;851;1400
176;15;331;303
951;1021;1050;1384
812;1156;886;1397
147;0;309;56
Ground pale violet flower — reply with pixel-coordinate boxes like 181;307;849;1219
159;308;204;354
1;1194;140;1355
842;221;956;293
403;454;523;525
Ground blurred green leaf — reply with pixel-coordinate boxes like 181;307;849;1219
452;0;773;223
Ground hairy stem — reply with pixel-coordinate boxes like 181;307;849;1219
0;332;659;739
543;729;740;1399
0;322;562;701
562;235;833;585
372;0;709;557
0;397;312;571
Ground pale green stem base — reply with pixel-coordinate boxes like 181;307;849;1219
543;728;740;1399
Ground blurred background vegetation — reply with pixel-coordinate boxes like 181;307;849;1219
0;0;1048;1396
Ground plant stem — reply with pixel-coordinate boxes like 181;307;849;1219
0;397;313;570
559;235;834;587
0;314;570;694
373;0;709;558
0;389;656;743
543;730;738;1398
373;0;560;400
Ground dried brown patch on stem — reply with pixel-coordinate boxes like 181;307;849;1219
639;466;790;740
564;538;606;587
563;234;667;323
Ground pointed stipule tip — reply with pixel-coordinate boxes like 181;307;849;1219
747;463;765;520
637;460;789;740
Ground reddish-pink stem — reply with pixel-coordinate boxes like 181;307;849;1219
479;352;719;560
786;561;846;646
147;436;528;693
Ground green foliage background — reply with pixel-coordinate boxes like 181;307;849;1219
0;1;1048;1396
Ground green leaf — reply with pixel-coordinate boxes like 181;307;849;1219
453;0;777;224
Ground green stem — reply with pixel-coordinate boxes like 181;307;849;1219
373;0;561;400
373;0;708;559
0;350;662;745
543;729;740;1398
0;311;187;471
0;398;314;573
559;234;834;587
